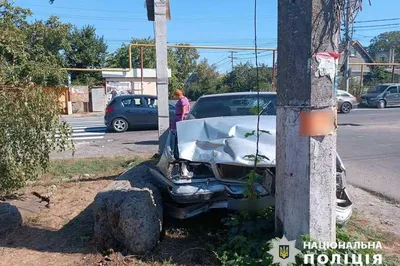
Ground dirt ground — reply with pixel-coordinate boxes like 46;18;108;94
0;176;222;266
1;177;399;266
347;184;400;237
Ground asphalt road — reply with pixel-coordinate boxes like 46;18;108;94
57;108;400;202
337;108;400;202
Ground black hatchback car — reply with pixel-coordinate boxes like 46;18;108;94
104;95;175;132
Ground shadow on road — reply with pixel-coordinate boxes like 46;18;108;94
134;140;159;145
338;123;362;127
82;126;107;133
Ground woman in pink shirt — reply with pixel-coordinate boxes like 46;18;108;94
170;89;190;131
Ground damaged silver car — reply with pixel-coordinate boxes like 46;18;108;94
150;92;353;226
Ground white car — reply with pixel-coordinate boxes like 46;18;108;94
150;92;353;225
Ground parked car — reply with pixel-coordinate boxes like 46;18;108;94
336;89;358;114
150;92;353;225
360;83;400;108
104;95;175;132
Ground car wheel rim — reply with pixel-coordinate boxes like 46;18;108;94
114;120;126;131
380;101;385;108
342;103;351;113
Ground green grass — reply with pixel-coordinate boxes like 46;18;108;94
37;156;146;184
347;211;400;265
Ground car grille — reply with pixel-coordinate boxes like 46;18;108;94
216;164;268;181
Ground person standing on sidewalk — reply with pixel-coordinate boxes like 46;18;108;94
170;89;190;131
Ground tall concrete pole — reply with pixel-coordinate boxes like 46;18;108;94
154;0;169;153
344;0;351;92
275;0;339;244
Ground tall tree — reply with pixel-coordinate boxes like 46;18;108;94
106;38;200;96
223;62;273;92
363;66;393;86
0;1;73;195
185;59;226;100
65;25;108;85
26;16;71;85
368;31;400;62
106;37;156;69
173;44;200;85
0;1;70;86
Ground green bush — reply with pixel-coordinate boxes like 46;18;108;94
0;86;74;195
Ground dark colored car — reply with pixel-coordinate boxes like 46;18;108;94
360;83;400;108
336;90;358;114
104;95;175;132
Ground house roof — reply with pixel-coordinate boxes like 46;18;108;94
339;40;375;64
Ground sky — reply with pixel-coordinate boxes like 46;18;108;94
13;0;400;73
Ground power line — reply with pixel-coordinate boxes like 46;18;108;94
32;12;273;23
355;17;400;24
26;4;144;14
26;4;270;20
214;60;231;69
235;54;273;60
354;23;400;29
211;57;230;66
33;12;148;22
354;26;400;32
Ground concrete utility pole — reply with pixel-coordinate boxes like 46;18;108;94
344;0;351;92
153;0;170;153
275;0;339;244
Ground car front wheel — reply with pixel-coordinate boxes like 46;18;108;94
377;100;386;109
112;118;129;132
340;102;352;114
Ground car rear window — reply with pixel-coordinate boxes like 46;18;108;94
190;94;277;119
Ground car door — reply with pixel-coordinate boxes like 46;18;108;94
143;97;158;127
384;86;399;106
393;86;400;106
122;96;147;127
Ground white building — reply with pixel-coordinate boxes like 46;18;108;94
102;68;172;101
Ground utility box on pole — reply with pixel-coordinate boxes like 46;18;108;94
275;0;339;244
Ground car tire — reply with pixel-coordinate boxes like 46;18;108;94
340;102;352;114
377;100;386;109
112;118;129;132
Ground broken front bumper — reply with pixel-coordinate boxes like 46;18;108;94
151;122;353;225
149;166;353;225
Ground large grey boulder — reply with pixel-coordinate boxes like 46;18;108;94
93;164;163;254
0;202;22;235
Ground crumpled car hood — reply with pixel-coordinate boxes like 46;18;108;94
176;116;276;167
